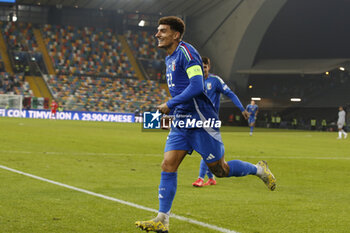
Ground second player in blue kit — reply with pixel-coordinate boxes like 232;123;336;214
192;56;249;187
246;100;259;136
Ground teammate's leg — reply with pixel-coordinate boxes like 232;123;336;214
203;167;216;186
192;159;207;187
249;119;255;136
206;168;214;179
136;149;187;232
192;159;216;186
250;124;254;136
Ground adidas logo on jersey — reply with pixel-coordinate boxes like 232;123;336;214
207;153;215;160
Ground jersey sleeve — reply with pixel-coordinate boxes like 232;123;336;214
215;77;245;112
166;43;204;109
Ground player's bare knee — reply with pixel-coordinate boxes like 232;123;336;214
161;159;175;172
161;160;168;171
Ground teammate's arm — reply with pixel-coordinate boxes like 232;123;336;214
219;80;249;119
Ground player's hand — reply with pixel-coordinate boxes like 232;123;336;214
161;115;173;130
241;110;249;120
157;103;170;114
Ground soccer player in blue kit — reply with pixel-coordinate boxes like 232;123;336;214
135;16;276;233
246;100;259;136
192;56;248;187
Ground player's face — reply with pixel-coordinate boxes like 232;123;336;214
155;24;179;49
203;62;210;78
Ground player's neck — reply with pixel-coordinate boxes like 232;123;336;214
166;41;180;55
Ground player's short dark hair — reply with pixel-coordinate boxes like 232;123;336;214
158;16;185;39
202;56;210;65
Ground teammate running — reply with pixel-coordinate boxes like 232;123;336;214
246;100;258;136
192;56;247;187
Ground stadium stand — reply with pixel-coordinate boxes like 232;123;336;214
45;74;168;112
42;24;136;78
1;21;39;52
125;30;166;82
0;72;32;96
0;53;4;72
125;30;164;61
0;21;46;75
0;20;170;113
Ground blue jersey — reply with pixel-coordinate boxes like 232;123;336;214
246;104;258;119
163;41;224;161
205;74;245;113
165;41;218;125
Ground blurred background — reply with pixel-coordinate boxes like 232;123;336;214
0;0;349;130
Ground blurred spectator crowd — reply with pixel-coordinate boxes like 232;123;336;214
0;21;168;113
45;74;168;113
0;72;32;96
125;30;166;83
42;24;135;78
2;21;347;118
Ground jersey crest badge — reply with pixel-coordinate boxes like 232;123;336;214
207;82;212;90
171;60;176;71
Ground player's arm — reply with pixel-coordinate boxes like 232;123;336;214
218;80;244;111
219;80;249;119
158;65;204;114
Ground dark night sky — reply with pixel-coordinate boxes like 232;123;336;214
256;0;350;61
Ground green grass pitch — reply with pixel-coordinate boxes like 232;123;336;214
0;117;349;233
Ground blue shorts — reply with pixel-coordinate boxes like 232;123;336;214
248;117;256;124
164;127;224;163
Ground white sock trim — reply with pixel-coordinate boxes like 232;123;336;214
157;212;169;224
255;164;262;176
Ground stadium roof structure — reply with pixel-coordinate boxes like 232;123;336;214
236;59;350;75
16;0;222;16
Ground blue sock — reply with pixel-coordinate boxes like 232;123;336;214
198;159;208;179
206;169;214;179
227;160;257;177
250;126;254;133
158;171;177;214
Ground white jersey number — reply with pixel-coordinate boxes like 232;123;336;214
167;73;175;88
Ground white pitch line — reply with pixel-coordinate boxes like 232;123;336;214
1;150;350;160
0;164;238;233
